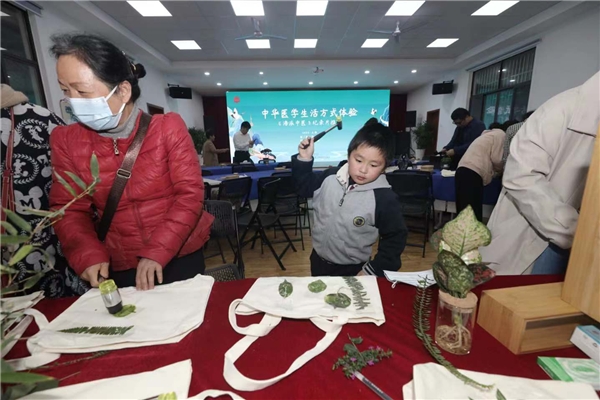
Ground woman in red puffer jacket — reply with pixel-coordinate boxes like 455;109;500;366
49;33;213;291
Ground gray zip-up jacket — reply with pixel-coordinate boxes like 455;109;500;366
292;156;407;276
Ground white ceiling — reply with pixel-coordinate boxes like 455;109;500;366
42;1;598;95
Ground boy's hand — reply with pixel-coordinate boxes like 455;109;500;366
298;137;314;160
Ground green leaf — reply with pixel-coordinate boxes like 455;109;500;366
22;273;43;290
158;393;178;400
38;247;56;269
1;221;17;235
496;389;507;400
461;249;482;265
90;153;100;180
1;283;21;295
447;267;474;299
114;304;136;317
65;171;88;191
54;171;78;197
467;263;496;288
307;279;327;293
278;280;293;298
350;336;363;345
432;262;450;293
438;250;467;274
8;245;34;266
4;209;31;233
20;208;53;218
1;264;19;274
324;293;351;308
1;358;15;373
58;326;133;335
441;206;491;256
0;371;54;383
429;230;443;252
1;235;31;245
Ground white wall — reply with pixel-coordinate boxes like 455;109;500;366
406;70;471;151
29;7;204;129
529;9;600;110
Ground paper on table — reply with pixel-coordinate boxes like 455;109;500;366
441;169;456;177
402;363;599;400
203;178;222;186
383;270;436;288
21;359;192;399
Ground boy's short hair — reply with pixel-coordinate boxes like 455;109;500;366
451;108;470;121
347;122;395;163
241;121;251;130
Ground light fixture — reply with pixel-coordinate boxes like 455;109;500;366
246;39;270;49
386;1;425;16
1;11;9;17
411;69;417;73
365;70;370;74
472;1;518;16
394;80;399;84
263;82;268;86
427;38;459;48
259;71;264;75
294;39;318;49
127;1;172;17
230;1;264;16
509;79;516;82
309;81;314;85
204;72;210;76
296;0;328;16
361;39;389;48
217;82;222;86
354;81;358;85
171;40;201;50
502;68;507;72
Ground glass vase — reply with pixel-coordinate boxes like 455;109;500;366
435;291;478;355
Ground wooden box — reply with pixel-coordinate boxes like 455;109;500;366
477;282;595;354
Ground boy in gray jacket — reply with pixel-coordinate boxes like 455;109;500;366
292;123;407;276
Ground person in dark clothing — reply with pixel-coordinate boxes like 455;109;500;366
293;123;407;277
442;108;486;169
488;122;502;130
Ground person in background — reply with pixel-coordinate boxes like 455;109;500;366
232;121;254;163
202;131;228;166
1;84;89;297
364;117;378;126
454;127;506;221
501;119;519;133
502;111;535;166
488;122;502;130
441;108;486;169
293;122;407;277
480;72;599;275
49;33;214;290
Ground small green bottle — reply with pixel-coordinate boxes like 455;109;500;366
99;279;123;315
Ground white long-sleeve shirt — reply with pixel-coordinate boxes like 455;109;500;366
233;131;252;151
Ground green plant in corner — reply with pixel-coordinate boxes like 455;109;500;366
188;127;207;154
413;121;434;150
1;154;101;400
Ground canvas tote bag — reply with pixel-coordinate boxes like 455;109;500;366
223;276;385;391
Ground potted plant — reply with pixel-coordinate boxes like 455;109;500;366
413;121;434;160
188;127;207;154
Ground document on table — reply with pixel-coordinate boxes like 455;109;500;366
203;178;222;186
383;269;436;288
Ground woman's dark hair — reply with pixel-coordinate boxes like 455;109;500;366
501;119;519;132
347;122;394;163
489;122;502;130
50;33;146;103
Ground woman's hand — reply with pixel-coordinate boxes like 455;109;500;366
136;258;163;290
81;262;109;287
298;137;314;160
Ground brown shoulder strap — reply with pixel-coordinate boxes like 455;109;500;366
97;112;152;242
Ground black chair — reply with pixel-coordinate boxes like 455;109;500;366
237;177;297;270
270;171;311;247
202;169;213;177
232;164;258;174
386;170;434;257
204;182;212;201
203;200;245;278
277;161;293;169
217;176;252;214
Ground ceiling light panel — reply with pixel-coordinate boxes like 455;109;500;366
295;39;318;48
296;1;328;16
246;39;270;49
472;1;518;16
171;40;201;50
386;1;425;16
427;38;458;48
231;1;264;16
361;39;389;48
127;1;172;17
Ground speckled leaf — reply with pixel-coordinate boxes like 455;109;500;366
324;293;351;308
279;280;293;298
432;262;450;293
467;263;496;287
429;230;442;252
308;279;327;293
442;206;491;256
447;267;474;299
461;249;482;265
438;250;467;274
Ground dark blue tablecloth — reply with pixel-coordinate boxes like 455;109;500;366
202;163;277;175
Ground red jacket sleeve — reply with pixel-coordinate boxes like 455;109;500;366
137;113;205;267
49;128;110;275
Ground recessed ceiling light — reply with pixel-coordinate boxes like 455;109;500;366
411;69;417;73
230;1;264;16
394;80;399;84
361;39;389;48
309;81;314;85
294;39;318;49
509;79;516;82
502;68;507;72
296;1;328;16
1;11;9;17
204;72;210;76
171;40;201;50
472;1;518;16
127;1;172;17
386;1;425;16
263;82;268;86
427;38;459;48
246;39;270;49
365;70;370;74
217;82;222;86
259;71;264;75
354;81;358;85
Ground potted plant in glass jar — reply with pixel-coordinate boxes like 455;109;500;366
413;121;434;160
429;206;496;355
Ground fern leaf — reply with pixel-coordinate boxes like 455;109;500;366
59;326;133;335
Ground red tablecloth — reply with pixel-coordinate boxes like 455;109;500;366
8;275;589;399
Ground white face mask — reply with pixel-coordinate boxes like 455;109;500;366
66;85;126;131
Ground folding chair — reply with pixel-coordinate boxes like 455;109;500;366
232;164;258;174
270;171;311;248
203;200;245;278
217;176;252;214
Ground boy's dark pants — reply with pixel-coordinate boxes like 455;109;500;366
310;249;364;276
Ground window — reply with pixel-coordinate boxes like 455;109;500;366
469;49;535;127
1;2;46;106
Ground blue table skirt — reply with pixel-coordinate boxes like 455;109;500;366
202;163;277;175
207;168;502;205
